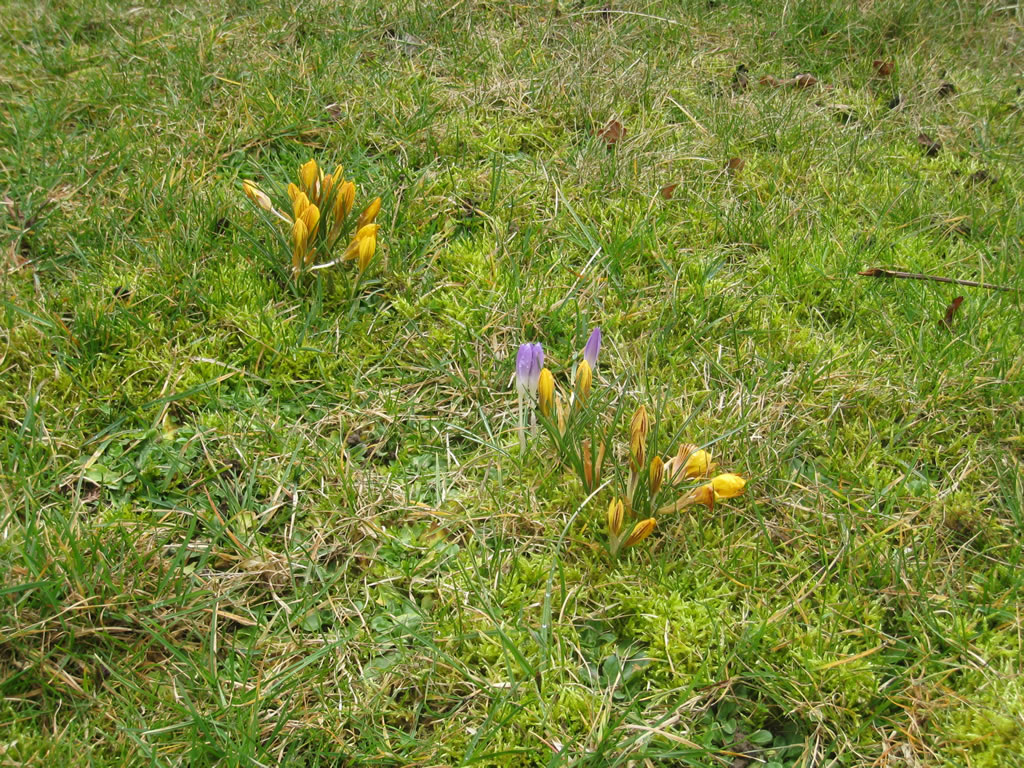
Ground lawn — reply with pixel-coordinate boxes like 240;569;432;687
2;1;1023;765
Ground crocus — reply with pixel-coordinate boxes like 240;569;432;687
357;197;382;229
515;342;544;449
575;359;592;402
623;518;656;548
583;327;601;371
300;159;319;196
242;181;273;212
537;368;554;417
649;456;664;496
711;473;746;499
515;343;544;398
607;498;624;537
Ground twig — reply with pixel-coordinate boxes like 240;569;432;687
858;267;1014;292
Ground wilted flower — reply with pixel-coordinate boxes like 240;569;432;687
581;439;605;491
663;445;714;485
583;327;601;371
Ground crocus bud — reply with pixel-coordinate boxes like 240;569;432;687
575;359;592;401
607;498;624;537
357;196;382;229
287;182;301;203
537;368;554;417
335;181;356;224
291;218;308;274
242;181;273;212
649;456;664;496
711;473;746;499
300;159;319;194
357;229;377;273
583;327;601;371
623;518;656;548
515;343;544;398
630;405;649;468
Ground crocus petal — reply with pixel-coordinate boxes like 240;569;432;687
583;327;601;370
515;344;532;395
527;343;544;395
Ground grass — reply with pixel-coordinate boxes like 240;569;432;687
2;0;1023;765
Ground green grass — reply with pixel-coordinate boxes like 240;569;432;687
2;0;1023;765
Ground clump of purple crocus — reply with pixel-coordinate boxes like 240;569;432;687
516;342;544;450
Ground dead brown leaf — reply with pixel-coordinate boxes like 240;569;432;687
660;183;678;199
596;119;625;145
726;157;745;174
873;59;895;77
940;296;964;329
792;73;818;88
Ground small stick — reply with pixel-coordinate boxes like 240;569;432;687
858;267;1014;292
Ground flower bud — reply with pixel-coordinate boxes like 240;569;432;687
537;368;554;417
607;498;624;537
242;181;273;212
299;159;319;194
575;359;592;401
357;196;382;228
649;456;664;496
623;518;656;548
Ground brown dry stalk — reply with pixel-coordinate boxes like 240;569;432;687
858;267;1014;292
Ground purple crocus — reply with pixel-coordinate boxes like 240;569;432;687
515;342;544;451
515;342;544;397
583;327;601;371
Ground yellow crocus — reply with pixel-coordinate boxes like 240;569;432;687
607;498;624;537
357;196;382;228
711;473;746;499
335;181;356;224
575;359;592;401
649;456;664;496
623;518;656;548
537;368;554;417
683;449;713;479
299;159;319;195
291;218;308;274
242;181;273;212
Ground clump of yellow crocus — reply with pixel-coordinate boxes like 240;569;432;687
240;157;383;279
